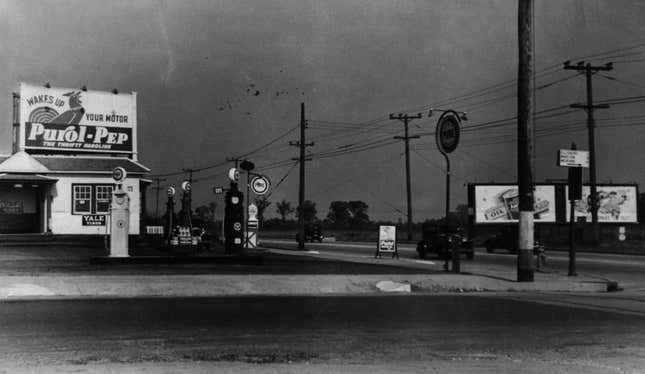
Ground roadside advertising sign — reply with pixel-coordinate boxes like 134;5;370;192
474;185;556;223
19;83;136;154
376;225;398;258
565;185;638;223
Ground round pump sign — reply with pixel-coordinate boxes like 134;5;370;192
112;166;127;182
435;111;461;154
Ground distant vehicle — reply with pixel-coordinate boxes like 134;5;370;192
296;223;324;243
484;227;544;255
416;223;474;260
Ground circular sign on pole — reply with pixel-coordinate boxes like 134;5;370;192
435;110;461;154
112;167;127;183
251;175;270;195
166;186;176;196
181;180;192;192
228;168;240;182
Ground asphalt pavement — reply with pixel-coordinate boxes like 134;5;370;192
1;295;644;373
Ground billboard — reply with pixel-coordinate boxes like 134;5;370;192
565;185;638;223
19;82;136;154
474;185;556;223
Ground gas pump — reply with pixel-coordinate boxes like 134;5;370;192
164;187;177;245
109;167;130;257
224;168;244;254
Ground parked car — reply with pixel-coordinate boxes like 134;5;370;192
485;227;544;255
416;224;474;260
295;223;324;243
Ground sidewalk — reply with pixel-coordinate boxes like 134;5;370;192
0;242;615;300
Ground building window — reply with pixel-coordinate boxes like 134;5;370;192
95;185;114;214
73;185;92;214
72;184;115;215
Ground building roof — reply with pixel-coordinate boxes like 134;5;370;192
0;151;49;173
0;173;58;183
34;156;150;174
0;154;150;175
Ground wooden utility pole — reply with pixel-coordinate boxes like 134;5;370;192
390;113;422;242
290;103;314;250
517;0;535;282
564;60;613;247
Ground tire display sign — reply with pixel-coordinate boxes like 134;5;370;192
565;185;637;223
251;175;270;195
474;185;556;223
375;225;399;259
19;82;136;154
436;111;460;154
377;225;396;252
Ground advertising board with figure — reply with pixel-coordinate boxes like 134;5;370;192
474;185;556;223
565;185;637;223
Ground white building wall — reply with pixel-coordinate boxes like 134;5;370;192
50;175;141;235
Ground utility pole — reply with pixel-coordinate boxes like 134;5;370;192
390;112;422;242
290;103;314;250
152;178;166;221
517;0;535;282
564;60;612;247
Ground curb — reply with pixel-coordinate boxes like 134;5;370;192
0;273;613;301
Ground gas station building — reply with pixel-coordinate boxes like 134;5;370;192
0;82;150;235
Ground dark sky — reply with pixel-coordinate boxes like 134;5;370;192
1;0;645;221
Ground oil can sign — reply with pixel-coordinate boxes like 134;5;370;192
251;175;270;195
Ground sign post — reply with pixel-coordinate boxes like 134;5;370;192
559;143;587;276
435;110;462;273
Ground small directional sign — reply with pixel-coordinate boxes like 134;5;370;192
213;186;224;194
558;149;589;168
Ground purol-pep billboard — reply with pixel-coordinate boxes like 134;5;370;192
19;83;136;154
474;185;556;223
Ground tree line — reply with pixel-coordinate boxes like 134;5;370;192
191;197;374;229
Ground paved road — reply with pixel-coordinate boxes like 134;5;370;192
1;295;644;373
262;239;645;288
